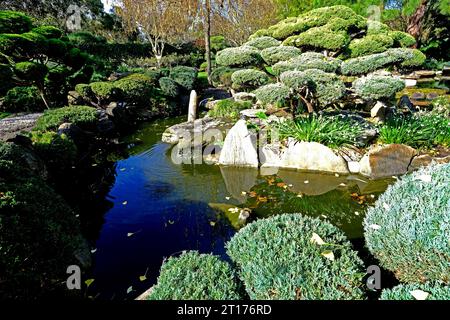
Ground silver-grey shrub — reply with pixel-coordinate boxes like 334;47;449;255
216;46;262;67
260;46;302;65
353;75;405;100
244;36;281;50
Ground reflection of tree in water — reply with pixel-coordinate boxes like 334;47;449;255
243;175;386;239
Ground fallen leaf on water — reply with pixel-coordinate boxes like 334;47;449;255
139;275;147;282
311;233;325;245
120;168;126;172
122;201;128;205
321;251;335;261
168;220;175;225
85;279;95;288
410;290;429;300
90;248;97;254
127;286;133;294
210;221;216;227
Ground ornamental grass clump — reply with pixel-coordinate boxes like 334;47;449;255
274;114;366;149
148;251;242;300
380;282;450;300
378;114;450;149
353;75;405;100
364;163;450;284
226;214;367;300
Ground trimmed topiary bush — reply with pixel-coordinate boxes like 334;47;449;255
364;163;450;284
90;81;120;104
211;66;240;88
208;99;252;119
147;251;242;300
226;214;366;300
389;31;416;48
367;21;391;35
114;73;154;103
353;75;405;100
260;46;302;65
349;34;394;58
216;46;262;67
34;106;98;131
281;69;346;106
272;52;341;76
245;36;281;50
283;26;349;51
31;26;63;39
2;86;44;112
231;69;270;91
0;11;32;34
254;83;291;108
341;52;401;75
388;48;427;68
159;77;181;98
14;61;48;82
380;283;450;300
169;66;198;91
46;38;68;58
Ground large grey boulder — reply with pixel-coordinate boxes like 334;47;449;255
359;144;418;178
218;120;258;168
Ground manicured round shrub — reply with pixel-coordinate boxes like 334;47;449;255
353;75;405;100
326;16;367;32
380;283;450;300
231;69;270;90
2;86;45;112
226;214;366;300
260;46;302;65
75;83;94;99
367;21;391;35
14;61;48;82
168;66;198;91
159;77;181;98
148;251;242;300
253;83;291;108
31;26;63;39
364;163;450;284
388;48;427;68
47;65;70;82
283;27;349;51
281;69;346;106
341;52;401;75
90;81;120;103
245;36;281;50
272;53;341;76
0;11;32;34
249;28;274;40
46;38;68;58
0;34;37;57
349;34;394;58
216;46;262;67
20;31;48;53
389;31;416;48
211;66;239;88
115;73;154;103
34;106;98;131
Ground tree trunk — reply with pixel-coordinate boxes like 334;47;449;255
407;0;428;45
204;0;212;85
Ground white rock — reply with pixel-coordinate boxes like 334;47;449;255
371;101;387;118
347;161;361;174
219;120;259;167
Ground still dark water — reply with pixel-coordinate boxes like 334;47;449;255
87;117;394;300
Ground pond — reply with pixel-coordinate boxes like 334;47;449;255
86;117;395;300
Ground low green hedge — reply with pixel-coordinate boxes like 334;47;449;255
380;283;450;300
364;163;450;284
226;214;366;300
148;251;242;300
34;106;98;132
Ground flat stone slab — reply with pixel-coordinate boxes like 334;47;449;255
0;113;43;141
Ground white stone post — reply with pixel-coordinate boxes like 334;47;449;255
188;90;198;122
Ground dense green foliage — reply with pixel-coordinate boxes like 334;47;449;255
226;214;366;300
260;46;302;65
353;75;405;100
231;69;270;91
364;163;450;284
211;66;240;88
272;52;341;76
274;115;366;148
348;34;394;58
378;114;450;148
169;66;198;92
253;83;291;107
380;282;450;300
34;106;98;132
208;99;252;120
0;10;32;33
216;47;262;67
148;251;242;300
244;36;281;50
159;77;181;98
114;73;154;103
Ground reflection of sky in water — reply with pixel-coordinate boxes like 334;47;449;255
89;119;392;300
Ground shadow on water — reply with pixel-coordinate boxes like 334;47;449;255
83;117;395;300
